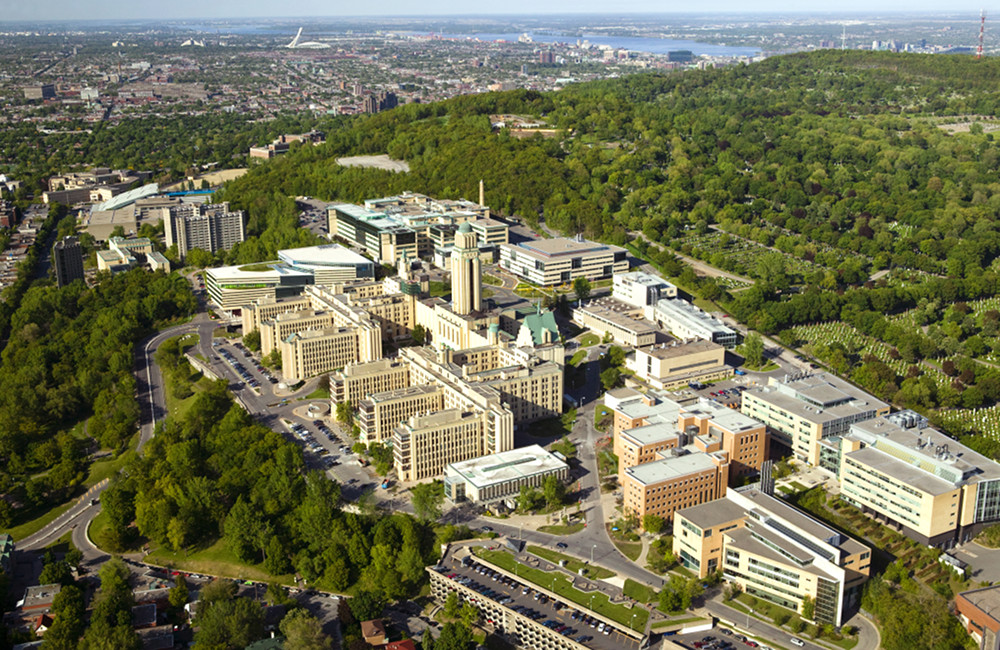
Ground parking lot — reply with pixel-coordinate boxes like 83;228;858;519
437;553;642;650
668;628;797;650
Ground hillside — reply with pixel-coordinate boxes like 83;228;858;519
218;50;1000;442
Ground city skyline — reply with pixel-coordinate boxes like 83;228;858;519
1;3;993;22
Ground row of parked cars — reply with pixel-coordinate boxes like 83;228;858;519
442;560;615;644
694;630;804;650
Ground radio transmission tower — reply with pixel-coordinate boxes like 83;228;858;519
978;10;987;60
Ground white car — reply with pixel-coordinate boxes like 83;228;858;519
790;639;805;648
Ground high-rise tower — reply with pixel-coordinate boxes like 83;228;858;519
451;223;481;315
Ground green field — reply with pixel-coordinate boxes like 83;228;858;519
6;500;76;542
474;548;648;629
526;545;616;579
145;538;295;584
578;333;600;347
569;350;587;367
429;281;450;298
537;523;585;535
623;578;658;603
483;273;503;286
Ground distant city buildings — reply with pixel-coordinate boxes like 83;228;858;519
363;91;398;114
23;84;55;101
44;168;153;206
52;236;84;287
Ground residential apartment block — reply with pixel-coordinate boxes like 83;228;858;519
358;385;443;445
52;236;84;287
163;202;245;260
674;486;871;627
741;372;890;465
819;411;1000;548
499;235;628;286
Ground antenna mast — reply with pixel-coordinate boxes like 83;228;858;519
978;10;986;60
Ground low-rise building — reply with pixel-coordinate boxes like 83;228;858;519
205;244;374;315
97;236;170;273
630;339;731;390
956;585;1000;650
741;372;890;464
444;444;569;504
499;236;628;286
820;411;1000;548
612;271;677;307
571;298;658;348
674;486;870;627
645;298;737;348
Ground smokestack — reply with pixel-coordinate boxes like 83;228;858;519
479;179;485;207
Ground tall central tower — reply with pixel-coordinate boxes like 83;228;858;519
451;222;481;315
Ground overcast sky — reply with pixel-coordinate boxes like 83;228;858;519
0;3;987;23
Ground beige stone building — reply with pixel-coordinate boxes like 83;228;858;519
330;358;411;408
621;451;730;526
393;409;488;481
570;298;658;348
259;310;336;356
631;339;732;390
358;385;443;446
819;411;1000;548
280;326;380;384
741;372;889;464
674;487;870;627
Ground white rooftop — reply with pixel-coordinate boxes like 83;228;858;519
446;444;568;489
277;243;372;268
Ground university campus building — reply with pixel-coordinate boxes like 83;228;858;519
605;388;767;528
499;235;628;286
818;411;1000;548
740;372;890;465
674;486;871;627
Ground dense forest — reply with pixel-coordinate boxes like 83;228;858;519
215;50;1000;439
0;270;195;528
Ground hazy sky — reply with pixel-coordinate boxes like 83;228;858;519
1;2;988;22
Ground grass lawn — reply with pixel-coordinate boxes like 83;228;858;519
474;548;648;629
597;448;618;478
788;480;809;492
623;578;658;603
569;350;587;367
744;360;780;372
45;531;75;553
537;523;585;535
429;281;450;298
526;546;615;579
578;333;600;347
145;538;294;584
483;273;503;286
652;617;707;630
611;538;642;561
304;386;330;400
6;500;76;542
84;451;132;488
212;328;241;338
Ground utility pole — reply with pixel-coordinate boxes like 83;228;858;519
979;10;987;60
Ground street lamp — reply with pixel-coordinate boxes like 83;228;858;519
630;612;636;632
747;608;753;629
591;544;597;564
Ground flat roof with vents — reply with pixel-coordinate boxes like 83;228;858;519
445;444;568;489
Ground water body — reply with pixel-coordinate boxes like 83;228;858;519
423;32;760;57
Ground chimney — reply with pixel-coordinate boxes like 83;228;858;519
479;179;485;206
